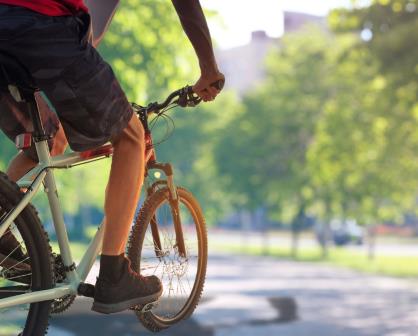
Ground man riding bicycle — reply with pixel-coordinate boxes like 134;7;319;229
0;0;224;314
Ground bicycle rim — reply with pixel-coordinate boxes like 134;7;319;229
129;187;207;326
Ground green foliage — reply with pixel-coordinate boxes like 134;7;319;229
214;4;418;230
98;0;196;102
0;139;15;171
215;27;340;224
330;0;418;83
154;91;242;224
313;0;418;224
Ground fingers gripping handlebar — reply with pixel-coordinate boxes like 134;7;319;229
177;78;225;108
132;79;224;139
133;79;225;116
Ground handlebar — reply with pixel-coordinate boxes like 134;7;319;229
132;79;225;116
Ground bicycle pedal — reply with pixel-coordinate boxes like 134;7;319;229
77;283;95;298
142;300;159;312
131;300;159;313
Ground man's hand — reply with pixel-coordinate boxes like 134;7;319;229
193;70;225;102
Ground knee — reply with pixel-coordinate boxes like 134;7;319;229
112;115;144;150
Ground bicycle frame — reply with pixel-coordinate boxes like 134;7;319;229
0;119;184;310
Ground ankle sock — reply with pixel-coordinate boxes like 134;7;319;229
99;253;125;283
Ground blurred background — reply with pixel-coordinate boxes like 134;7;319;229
1;0;418;335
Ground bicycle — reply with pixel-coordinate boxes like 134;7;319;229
0;51;223;335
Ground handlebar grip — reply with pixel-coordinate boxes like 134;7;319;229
211;78;225;91
186;79;226;94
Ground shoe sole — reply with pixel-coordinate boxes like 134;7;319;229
91;287;163;314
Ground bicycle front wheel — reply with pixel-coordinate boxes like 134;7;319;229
127;186;208;332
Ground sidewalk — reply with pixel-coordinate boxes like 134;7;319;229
49;253;418;336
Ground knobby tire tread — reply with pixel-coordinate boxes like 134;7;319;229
127;187;208;332
0;171;54;336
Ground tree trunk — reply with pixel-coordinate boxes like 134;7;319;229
291;204;307;258
291;222;299;258
367;225;377;260
240;210;251;252
319;202;332;259
291;223;299;258
320;221;331;259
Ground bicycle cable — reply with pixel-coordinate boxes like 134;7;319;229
148;103;176;148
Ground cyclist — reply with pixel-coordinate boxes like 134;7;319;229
0;0;224;314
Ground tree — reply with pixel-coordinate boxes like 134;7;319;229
311;0;418;256
214;27;340;256
153;91;243;225
98;0;196;102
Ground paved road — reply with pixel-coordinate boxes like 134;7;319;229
49;254;418;336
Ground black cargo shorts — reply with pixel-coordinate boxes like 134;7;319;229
0;5;133;160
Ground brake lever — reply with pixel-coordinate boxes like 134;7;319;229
187;92;202;107
177;85;199;107
177;91;188;107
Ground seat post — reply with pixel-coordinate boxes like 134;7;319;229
23;90;49;143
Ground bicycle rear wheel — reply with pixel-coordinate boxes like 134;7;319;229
0;172;54;336
127;186;208;332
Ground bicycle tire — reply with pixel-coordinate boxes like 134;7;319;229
0;172;54;336
127;186;208;332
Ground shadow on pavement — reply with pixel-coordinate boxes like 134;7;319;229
50;298;214;336
50;294;299;335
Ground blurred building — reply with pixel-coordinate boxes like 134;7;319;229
216;11;326;96
215;30;279;95
283;11;326;34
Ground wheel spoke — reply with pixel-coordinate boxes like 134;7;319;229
0;244;23;268
3;256;31;272
128;188;207;328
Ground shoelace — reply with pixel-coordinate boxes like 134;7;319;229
125;259;148;282
127;268;149;283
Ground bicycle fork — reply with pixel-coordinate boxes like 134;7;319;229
167;175;187;258
147;162;187;259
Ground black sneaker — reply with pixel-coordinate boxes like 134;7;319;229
92;257;163;314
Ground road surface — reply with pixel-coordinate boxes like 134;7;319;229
49;253;418;336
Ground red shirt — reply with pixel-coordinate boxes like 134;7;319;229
0;0;88;16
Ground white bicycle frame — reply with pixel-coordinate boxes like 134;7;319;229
0;138;113;310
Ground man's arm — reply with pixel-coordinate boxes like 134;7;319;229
172;0;224;101
84;0;120;47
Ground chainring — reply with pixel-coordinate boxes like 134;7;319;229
51;294;76;314
50;253;76;314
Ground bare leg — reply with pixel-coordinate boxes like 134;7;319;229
93;116;162;314
7;122;67;182
6;151;37;182
101;115;144;255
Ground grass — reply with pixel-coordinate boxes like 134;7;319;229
48;236;418;279
212;243;418;279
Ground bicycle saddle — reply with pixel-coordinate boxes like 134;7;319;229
0;51;37;101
